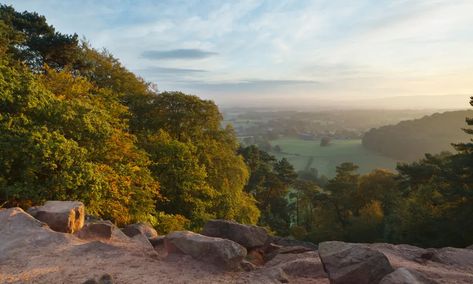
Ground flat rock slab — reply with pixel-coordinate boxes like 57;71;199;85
319;241;394;284
28;200;84;233
202;219;269;249
165;231;247;270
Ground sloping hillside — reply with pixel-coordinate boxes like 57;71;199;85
362;110;473;161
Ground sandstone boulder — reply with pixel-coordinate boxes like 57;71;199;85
380;267;437;284
165;231;247;270
75;220;129;241
202;219;269;249
28;201;84;233
121;222;158;239
280;257;327;279
319;241;394;284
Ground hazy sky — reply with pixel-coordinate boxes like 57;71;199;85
5;0;473;107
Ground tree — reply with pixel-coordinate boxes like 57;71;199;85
0;5;82;70
240;146;296;235
140;130;216;229
320;136;331;147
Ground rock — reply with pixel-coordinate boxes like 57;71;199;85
467;245;473;250
280;257;327;279
263;251;327;279
121;222;158;239
428;247;473;268
164;231;247;270
264;267;289;283
75;220;129;241
319;241;394;284
380;267;437;284
240;260;257;271
99;273;113;284
202;219;269;249
27;201;85;233
247;248;265;266
0;207;73;261
149;236;165;247
82;274;113;284
265;251;320;267
264;245;314;262
269;236;318;250
131;233;154;250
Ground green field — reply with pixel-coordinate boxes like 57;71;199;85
270;138;400;177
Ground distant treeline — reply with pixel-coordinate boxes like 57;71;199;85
362;110;473;161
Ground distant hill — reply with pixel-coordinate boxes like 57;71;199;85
362;110;473;161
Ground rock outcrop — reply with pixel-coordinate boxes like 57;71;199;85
202;219;269;249
2;204;473;283
75;220;129;241
122;222;158;239
27;200;85;233
0;207;73;261
319;241;394;284
164;230;247;270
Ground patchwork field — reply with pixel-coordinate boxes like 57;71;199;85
269;138;400;177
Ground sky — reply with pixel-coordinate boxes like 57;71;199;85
4;0;473;108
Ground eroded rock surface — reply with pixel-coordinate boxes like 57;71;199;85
319;241;394;284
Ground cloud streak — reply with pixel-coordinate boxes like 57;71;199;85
141;49;218;60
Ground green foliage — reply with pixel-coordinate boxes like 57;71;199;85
0;5;82;70
363;110;473;161
293;162;399;244
151;212;190;235
140;130;216;229
0;60;158;225
139;92;260;226
240;145;296;235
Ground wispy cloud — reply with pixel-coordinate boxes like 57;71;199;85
141;49;218;60
4;0;473;107
138;66;206;75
